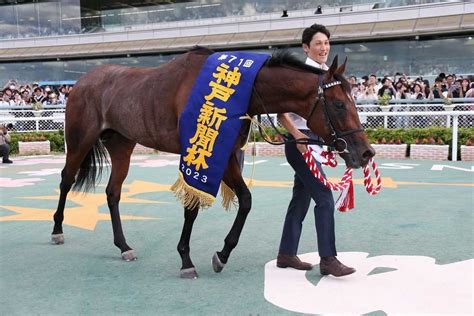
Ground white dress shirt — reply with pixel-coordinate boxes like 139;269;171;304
288;57;328;130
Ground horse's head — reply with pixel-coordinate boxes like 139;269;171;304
306;56;375;168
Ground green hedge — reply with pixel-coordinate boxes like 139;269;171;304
252;127;473;146
9;130;65;154
8;128;474;157
365;127;474;146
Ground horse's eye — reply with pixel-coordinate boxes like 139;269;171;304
334;101;345;110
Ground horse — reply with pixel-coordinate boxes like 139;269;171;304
51;47;375;279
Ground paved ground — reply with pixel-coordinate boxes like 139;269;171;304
0;154;472;315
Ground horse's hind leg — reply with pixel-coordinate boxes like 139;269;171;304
103;132;137;261
177;206;199;279
51;140;98;244
213;154;251;273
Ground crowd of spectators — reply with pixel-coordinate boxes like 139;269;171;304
2;72;473;109
348;73;474;102
0;81;72;107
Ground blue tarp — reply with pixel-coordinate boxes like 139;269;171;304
37;80;76;86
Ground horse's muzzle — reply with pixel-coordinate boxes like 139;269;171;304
342;145;375;169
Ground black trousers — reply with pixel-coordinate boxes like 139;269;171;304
0;143;10;161
278;131;336;257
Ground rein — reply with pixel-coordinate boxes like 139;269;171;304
252;87;325;147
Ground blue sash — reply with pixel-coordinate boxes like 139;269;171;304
172;52;269;209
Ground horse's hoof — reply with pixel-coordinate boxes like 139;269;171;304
121;250;137;261
180;267;198;279
51;234;64;245
212;252;225;273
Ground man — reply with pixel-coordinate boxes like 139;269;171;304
276;23;355;277
0;124;13;163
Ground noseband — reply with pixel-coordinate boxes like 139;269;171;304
307;75;364;154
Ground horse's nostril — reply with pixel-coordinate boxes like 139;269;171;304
363;147;375;159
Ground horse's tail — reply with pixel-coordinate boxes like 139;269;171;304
72;139;109;192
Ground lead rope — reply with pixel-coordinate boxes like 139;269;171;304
303;145;382;212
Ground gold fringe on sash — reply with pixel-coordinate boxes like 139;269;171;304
171;172;215;209
220;181;238;211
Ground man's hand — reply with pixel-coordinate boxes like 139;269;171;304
294;130;309;154
277;113;309;154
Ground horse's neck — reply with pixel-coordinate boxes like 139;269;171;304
251;69;317;118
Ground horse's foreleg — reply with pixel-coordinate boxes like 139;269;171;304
104;134;136;261
214;156;251;273
177;206;199;279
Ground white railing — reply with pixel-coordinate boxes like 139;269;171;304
0;109;65;132
1;107;473;161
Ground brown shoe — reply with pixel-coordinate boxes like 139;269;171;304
276;254;313;270
320;256;355;277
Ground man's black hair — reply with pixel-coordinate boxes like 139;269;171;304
302;23;330;46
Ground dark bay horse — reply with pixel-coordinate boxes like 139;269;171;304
51;47;374;278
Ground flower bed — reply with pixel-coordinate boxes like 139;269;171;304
372;144;407;159
460;146;474;161
409;144;449;160
18;140;50;155
243;142;284;156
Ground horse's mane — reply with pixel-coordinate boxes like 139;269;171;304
189;46;214;55
266;50;351;93
265;50;325;76
188;47;351;93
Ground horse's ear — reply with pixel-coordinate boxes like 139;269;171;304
336;57;347;74
327;55;338;77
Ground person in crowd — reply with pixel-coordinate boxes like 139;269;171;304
1;91;12;105
395;82;411;99
465;82;474;98
431;77;447;99
445;74;455;98
410;82;425;100
357;83;378;101
422;79;431;98
348;75;357;85
378;77;396;98
32;87;46;104
276;23;356;277
58;85;68;104
460;79;471;98
45;91;60;105
368;74;378;92
21;90;32;104
12;93;25;106
361;75;369;87
0;124;12;163
450;78;465;98
3;87;13;99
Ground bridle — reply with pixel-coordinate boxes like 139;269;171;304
306;75;365;153
253;74;364;154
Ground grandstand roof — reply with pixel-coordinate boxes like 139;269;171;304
0;2;472;61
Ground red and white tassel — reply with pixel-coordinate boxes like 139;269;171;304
335;181;354;212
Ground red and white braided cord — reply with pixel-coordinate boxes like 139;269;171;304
362;158;382;195
304;145;381;195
